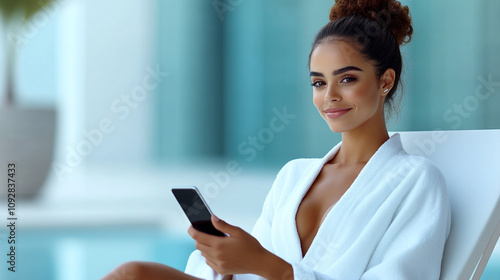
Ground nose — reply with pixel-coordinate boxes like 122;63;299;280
324;86;341;102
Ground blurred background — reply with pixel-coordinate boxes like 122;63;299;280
0;0;498;279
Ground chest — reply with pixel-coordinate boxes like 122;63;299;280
295;163;364;257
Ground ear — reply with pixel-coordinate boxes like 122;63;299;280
379;68;396;96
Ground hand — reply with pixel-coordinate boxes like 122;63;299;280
187;215;269;276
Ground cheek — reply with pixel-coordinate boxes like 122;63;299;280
350;83;379;107
312;91;323;109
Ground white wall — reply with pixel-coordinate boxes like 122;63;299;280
1;0;156;167
52;0;156;175
82;0;156;163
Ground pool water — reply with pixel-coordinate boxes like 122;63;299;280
1;228;498;279
0;228;195;280
482;253;500;280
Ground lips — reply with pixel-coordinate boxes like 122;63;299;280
324;107;351;119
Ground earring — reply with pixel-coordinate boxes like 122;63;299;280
384;89;389;93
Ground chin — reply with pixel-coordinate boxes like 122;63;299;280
326;123;352;133
329;128;345;133
322;116;352;133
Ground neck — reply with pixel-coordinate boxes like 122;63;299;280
333;113;389;165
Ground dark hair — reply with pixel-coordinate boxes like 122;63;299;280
309;0;413;117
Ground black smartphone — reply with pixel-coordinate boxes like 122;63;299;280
171;186;225;237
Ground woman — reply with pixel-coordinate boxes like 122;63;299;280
101;0;451;279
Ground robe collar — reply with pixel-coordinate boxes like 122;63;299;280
289;133;405;262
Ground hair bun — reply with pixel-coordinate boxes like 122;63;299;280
329;0;413;45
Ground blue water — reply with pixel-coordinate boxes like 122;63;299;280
482;254;500;280
1;228;498;279
0;227;195;280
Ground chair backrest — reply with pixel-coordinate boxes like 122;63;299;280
395;130;500;280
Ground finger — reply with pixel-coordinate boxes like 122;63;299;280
195;240;214;255
187;225;196;237
200;250;218;267
211;215;241;236
205;259;222;275
188;225;217;246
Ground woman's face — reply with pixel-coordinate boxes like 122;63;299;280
309;40;389;133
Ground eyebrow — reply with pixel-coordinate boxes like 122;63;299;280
310;66;363;77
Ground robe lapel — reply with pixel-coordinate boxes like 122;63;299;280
296;134;404;265
285;142;343;262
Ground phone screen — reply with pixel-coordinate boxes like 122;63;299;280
172;187;225;237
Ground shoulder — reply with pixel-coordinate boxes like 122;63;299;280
280;157;319;171
380;149;449;212
391;153;450;213
403;154;446;189
268;157;321;197
386;133;445;184
387;149;446;188
274;157;321;181
409;153;443;175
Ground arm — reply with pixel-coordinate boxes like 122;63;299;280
187;161;297;279
184;161;295;280
258;251;294;280
188;216;294;279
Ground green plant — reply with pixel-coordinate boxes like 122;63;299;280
0;0;56;105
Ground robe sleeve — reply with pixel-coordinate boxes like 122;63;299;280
248;172;279;250
184;247;226;280
250;159;304;250
286;161;452;280
231;161;296;280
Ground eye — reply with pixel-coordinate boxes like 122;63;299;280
341;76;357;83
310;80;326;88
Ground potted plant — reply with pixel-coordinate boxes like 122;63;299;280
0;0;58;199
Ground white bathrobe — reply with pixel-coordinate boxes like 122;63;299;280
184;134;451;280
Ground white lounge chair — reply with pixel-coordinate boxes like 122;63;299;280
396;130;500;280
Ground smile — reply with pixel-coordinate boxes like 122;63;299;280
324;108;352;119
